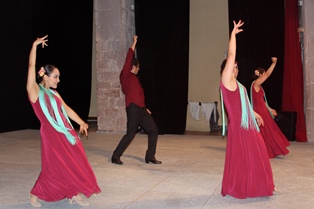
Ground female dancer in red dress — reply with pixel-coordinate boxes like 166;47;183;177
220;21;275;198
27;35;101;207
250;58;290;158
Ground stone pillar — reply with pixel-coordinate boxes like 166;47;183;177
94;0;135;132
303;0;314;142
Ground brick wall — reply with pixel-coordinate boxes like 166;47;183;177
94;0;135;133
303;0;314;142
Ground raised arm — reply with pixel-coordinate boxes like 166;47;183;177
221;20;244;90
254;57;277;87
131;35;138;51
120;35;138;79
27;35;48;102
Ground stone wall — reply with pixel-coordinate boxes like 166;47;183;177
94;0;135;132
303;0;314;142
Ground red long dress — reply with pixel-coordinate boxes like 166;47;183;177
29;93;101;202
251;83;290;158
220;82;274;199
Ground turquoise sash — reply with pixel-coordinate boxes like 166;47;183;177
38;84;77;145
220;81;259;136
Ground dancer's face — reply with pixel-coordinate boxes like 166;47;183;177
131;64;140;75
45;68;60;89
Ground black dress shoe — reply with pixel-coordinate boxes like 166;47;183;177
145;158;162;164
111;158;124;165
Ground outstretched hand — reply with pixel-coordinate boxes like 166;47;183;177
232;20;244;35
131;35;138;50
79;123;89;138
271;57;277;63
34;35;48;48
255;114;264;127
270;108;278;117
133;35;138;43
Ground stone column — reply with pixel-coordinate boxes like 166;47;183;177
94;0;135;132
303;0;314;142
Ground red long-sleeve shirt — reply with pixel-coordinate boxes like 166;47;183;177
119;48;145;108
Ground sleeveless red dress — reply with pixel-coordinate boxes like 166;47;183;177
251;83;290;158
29;94;101;201
220;82;274;199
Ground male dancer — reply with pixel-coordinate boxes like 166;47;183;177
111;35;161;165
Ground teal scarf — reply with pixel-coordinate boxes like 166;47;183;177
220;81;259;136
250;82;275;119
38;84;77;145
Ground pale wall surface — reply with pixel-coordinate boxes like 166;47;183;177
89;3;97;118
187;0;228;132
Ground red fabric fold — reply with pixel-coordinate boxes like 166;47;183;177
282;0;307;142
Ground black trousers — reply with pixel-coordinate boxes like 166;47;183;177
112;103;159;160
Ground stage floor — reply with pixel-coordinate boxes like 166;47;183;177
0;129;313;209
